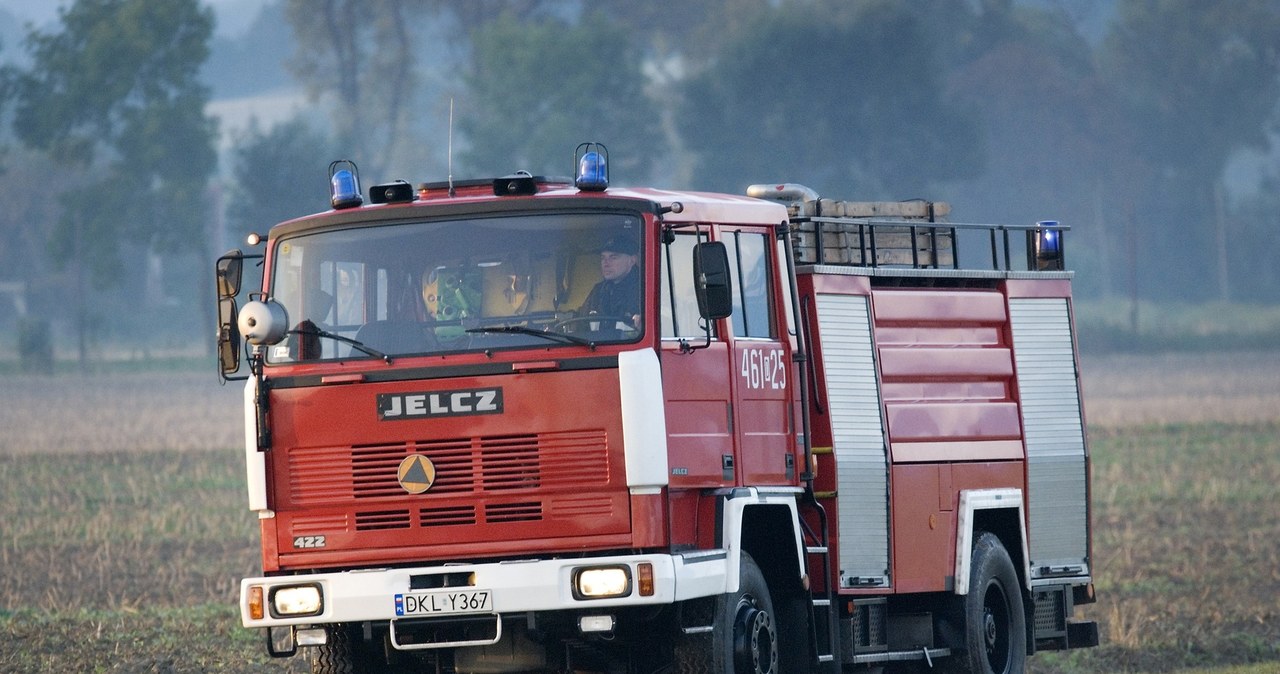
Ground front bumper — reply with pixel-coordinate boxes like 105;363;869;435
240;550;728;630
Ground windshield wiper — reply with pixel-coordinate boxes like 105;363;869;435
465;325;594;348
288;325;393;364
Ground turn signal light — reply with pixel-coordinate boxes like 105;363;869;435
247;585;265;620
637;562;654;597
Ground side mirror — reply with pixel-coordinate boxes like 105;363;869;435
216;251;244;300
693;241;733;320
214;249;262;381
217;295;242;379
216;250;246;380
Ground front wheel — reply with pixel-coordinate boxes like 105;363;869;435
949;533;1027;674
674;553;780;674
310;623;379;674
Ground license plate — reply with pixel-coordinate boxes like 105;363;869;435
394;589;492;617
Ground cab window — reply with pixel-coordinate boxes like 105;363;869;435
660;232;709;340
725;231;773;339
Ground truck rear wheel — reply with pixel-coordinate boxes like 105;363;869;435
675;552;780;674
949;533;1026;674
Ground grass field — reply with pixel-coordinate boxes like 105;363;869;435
1;352;1278;673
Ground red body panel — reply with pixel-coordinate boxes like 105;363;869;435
661;341;735;489
265;366;632;569
873;287;1023;465
731;338;794;485
799;272;1036;595
891;461;1025;593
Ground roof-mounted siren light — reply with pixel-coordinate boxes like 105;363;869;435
575;142;609;191
369;179;415;204
1030;220;1065;271
329;159;363;210
494;170;538;196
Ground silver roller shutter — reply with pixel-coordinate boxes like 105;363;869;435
816;293;890;587
1010;298;1090;578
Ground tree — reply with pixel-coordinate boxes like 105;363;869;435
9;0;217;364
1099;0;1280;301
676;0;982;197
227;117;337;243
284;0;430;177
1230;162;1280;302
939;1;1127;294
283;1;648;181
459;10;662;180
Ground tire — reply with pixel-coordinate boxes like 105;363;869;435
310;623;378;674
674;553;781;674
950;533;1027;674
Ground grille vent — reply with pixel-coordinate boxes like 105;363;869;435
1034;588;1067;633
289;429;608;504
287;429;610;536
486;501;542;523
420;505;478;527
356;509;411;531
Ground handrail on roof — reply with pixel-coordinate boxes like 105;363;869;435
747;183;1067;274
789;215;1068;273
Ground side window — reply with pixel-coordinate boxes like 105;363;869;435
726;231;773;339
660;233;707;339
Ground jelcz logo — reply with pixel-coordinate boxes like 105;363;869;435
378;388;503;420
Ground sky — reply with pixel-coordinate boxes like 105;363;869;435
0;0;264;38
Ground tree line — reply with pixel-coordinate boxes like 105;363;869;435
1;0;1278;364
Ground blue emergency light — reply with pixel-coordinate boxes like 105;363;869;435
329;160;363;209
1036;221;1061;256
1031;220;1064;270
575;143;609;191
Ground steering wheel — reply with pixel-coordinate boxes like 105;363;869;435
552;315;637;333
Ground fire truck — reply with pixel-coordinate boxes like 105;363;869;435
214;144;1098;673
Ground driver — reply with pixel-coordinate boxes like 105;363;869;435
579;234;640;326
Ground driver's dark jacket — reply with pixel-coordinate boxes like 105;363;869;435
579;268;639;318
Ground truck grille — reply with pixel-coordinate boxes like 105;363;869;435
287;429;609;505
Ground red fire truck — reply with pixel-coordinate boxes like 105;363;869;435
215;145;1097;673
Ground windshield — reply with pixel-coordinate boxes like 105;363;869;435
266;211;645;363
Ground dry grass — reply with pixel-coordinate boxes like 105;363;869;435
0;447;298;672
0;372;243;455
1036;423;1280;673
0;451;255;608
1033;353;1280;673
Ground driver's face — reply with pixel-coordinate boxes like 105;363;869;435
600;251;636;281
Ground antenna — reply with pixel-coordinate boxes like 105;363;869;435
447;97;455;198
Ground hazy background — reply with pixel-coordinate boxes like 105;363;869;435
1;0;1277;370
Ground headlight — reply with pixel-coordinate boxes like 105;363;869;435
574;566;631;600
271;584;323;617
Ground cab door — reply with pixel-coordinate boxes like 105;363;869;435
659;231;735;489
721;227;795;486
